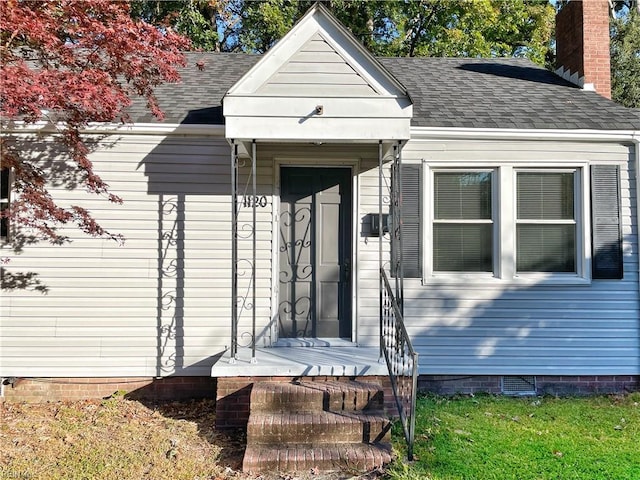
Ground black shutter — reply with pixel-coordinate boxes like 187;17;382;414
399;164;421;278
591;165;623;279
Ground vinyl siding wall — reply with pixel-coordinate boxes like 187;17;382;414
0;137;382;377
2;134;639;378
359;138;639;375
0;133;265;377
257;32;377;96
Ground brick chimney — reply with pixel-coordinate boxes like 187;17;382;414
555;0;611;99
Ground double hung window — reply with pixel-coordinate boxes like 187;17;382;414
427;166;584;281
516;171;577;273
398;160;621;283
433;171;493;272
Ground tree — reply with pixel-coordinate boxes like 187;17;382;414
131;0;555;65
611;1;640;108
131;0;241;51
0;0;189;246
393;0;554;63
239;0;554;62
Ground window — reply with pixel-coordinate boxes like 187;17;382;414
1;168;10;240
516;171;576;273
420;166;591;283
433;171;493;272
399;162;622;283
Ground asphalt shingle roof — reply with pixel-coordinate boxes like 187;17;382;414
128;52;640;130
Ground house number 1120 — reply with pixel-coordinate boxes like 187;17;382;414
242;195;268;208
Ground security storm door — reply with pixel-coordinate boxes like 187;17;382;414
279;167;352;339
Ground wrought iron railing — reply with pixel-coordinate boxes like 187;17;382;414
380;267;418;460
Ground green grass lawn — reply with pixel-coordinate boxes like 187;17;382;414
387;393;640;480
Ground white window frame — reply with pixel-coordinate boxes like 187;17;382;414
429;168;498;279
512;168;586;281
423;162;591;285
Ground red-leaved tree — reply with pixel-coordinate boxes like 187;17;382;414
0;0;189;245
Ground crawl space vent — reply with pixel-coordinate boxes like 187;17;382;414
501;376;536;396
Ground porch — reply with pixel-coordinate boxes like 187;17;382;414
211;344;387;377
215;4;418;468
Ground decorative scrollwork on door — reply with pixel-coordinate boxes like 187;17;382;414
277;297;312;338
278;202;313;338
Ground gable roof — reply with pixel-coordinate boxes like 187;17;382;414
226;2;409;99
126;52;640;131
222;2;412;141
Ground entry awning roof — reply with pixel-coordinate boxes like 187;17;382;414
221;2;412;142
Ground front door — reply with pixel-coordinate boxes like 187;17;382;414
278;167;352;339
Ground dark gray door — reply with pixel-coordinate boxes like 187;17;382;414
278;167;352;339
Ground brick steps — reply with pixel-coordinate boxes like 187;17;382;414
242;380;393;473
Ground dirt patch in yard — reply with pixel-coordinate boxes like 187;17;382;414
0;396;385;480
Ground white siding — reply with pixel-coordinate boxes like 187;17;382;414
2;135;639;378
258;33;377;96
223;17;412;142
0;134;273;377
357;139;640;375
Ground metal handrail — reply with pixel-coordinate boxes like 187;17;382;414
380;268;418;460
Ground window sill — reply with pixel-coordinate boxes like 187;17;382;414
422;273;591;287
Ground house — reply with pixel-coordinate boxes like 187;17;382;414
1;0;639;455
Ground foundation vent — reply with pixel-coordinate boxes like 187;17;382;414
501;376;536;396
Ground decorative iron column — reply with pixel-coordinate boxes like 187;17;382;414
250;140;257;363
396;141;404;311
230;140;258;363
230;140;238;363
390;142;404;310
378;140;384;359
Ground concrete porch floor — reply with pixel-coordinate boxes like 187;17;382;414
210;345;388;377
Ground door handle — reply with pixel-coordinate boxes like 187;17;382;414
343;260;350;281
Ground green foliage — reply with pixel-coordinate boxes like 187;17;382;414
131;0;222;51
174;2;220;51
240;0;306;53
611;8;640;108
131;0;555;65
238;0;554;63
388;393;640;480
396;0;554;65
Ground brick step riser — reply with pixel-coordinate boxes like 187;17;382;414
247;420;391;444
325;391;384;412
250;399;324;413
242;444;393;473
250;390;385;414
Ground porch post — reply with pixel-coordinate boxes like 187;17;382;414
230;140;238;363
251;140;257;363
392;143;400;307
396;141;404;312
378;140;383;359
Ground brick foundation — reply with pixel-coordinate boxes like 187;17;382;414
215;375;395;430
3;374;637;412
419;375;640;396
0;376;216;403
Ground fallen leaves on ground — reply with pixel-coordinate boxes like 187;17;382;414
0;397;383;480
